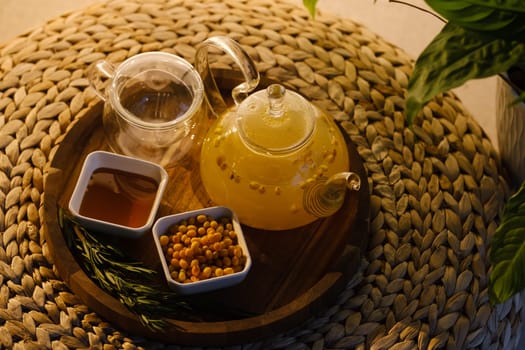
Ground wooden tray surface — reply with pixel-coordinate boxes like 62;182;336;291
43;74;370;346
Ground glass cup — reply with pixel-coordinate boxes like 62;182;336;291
89;52;206;168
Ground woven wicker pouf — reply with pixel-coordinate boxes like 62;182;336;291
0;0;522;348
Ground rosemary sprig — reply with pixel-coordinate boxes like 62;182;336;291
58;208;190;332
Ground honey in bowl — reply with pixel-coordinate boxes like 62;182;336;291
79;167;159;228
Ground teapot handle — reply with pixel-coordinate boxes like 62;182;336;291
87;60;116;101
195;36;260;117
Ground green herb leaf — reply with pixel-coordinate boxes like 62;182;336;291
59;209;190;331
406;22;525;125
425;0;525;41
303;0;318;18
490;181;525;304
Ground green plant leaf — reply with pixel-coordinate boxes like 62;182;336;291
490;181;525;304
425;0;525;41
303;0;318;18
406;22;525;125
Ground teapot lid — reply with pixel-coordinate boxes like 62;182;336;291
237;84;315;153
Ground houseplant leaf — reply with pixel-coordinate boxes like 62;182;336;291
405;22;525;125
303;0;319;18
489;182;525;304
426;0;525;41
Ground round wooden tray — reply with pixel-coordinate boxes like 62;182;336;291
42;72;370;346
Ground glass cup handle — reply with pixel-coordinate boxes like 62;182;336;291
195;36;260;117
88;60;116;101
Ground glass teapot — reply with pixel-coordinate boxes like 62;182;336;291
195;37;361;231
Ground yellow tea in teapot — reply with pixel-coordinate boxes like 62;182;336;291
200;112;349;230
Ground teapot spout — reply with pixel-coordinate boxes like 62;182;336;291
303;172;361;218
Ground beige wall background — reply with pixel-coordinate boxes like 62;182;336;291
0;0;98;40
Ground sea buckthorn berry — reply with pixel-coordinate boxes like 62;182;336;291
159;214;247;284
202;266;212;279
178;270;186;282
212;232;222;242
179;259;189;270
233;246;243;258
232;256;240;266
159;235;169;246
223;237;233;247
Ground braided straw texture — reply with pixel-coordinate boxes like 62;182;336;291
0;0;522;348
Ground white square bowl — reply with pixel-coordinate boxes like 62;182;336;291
68;150;168;238
152;206;252;295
